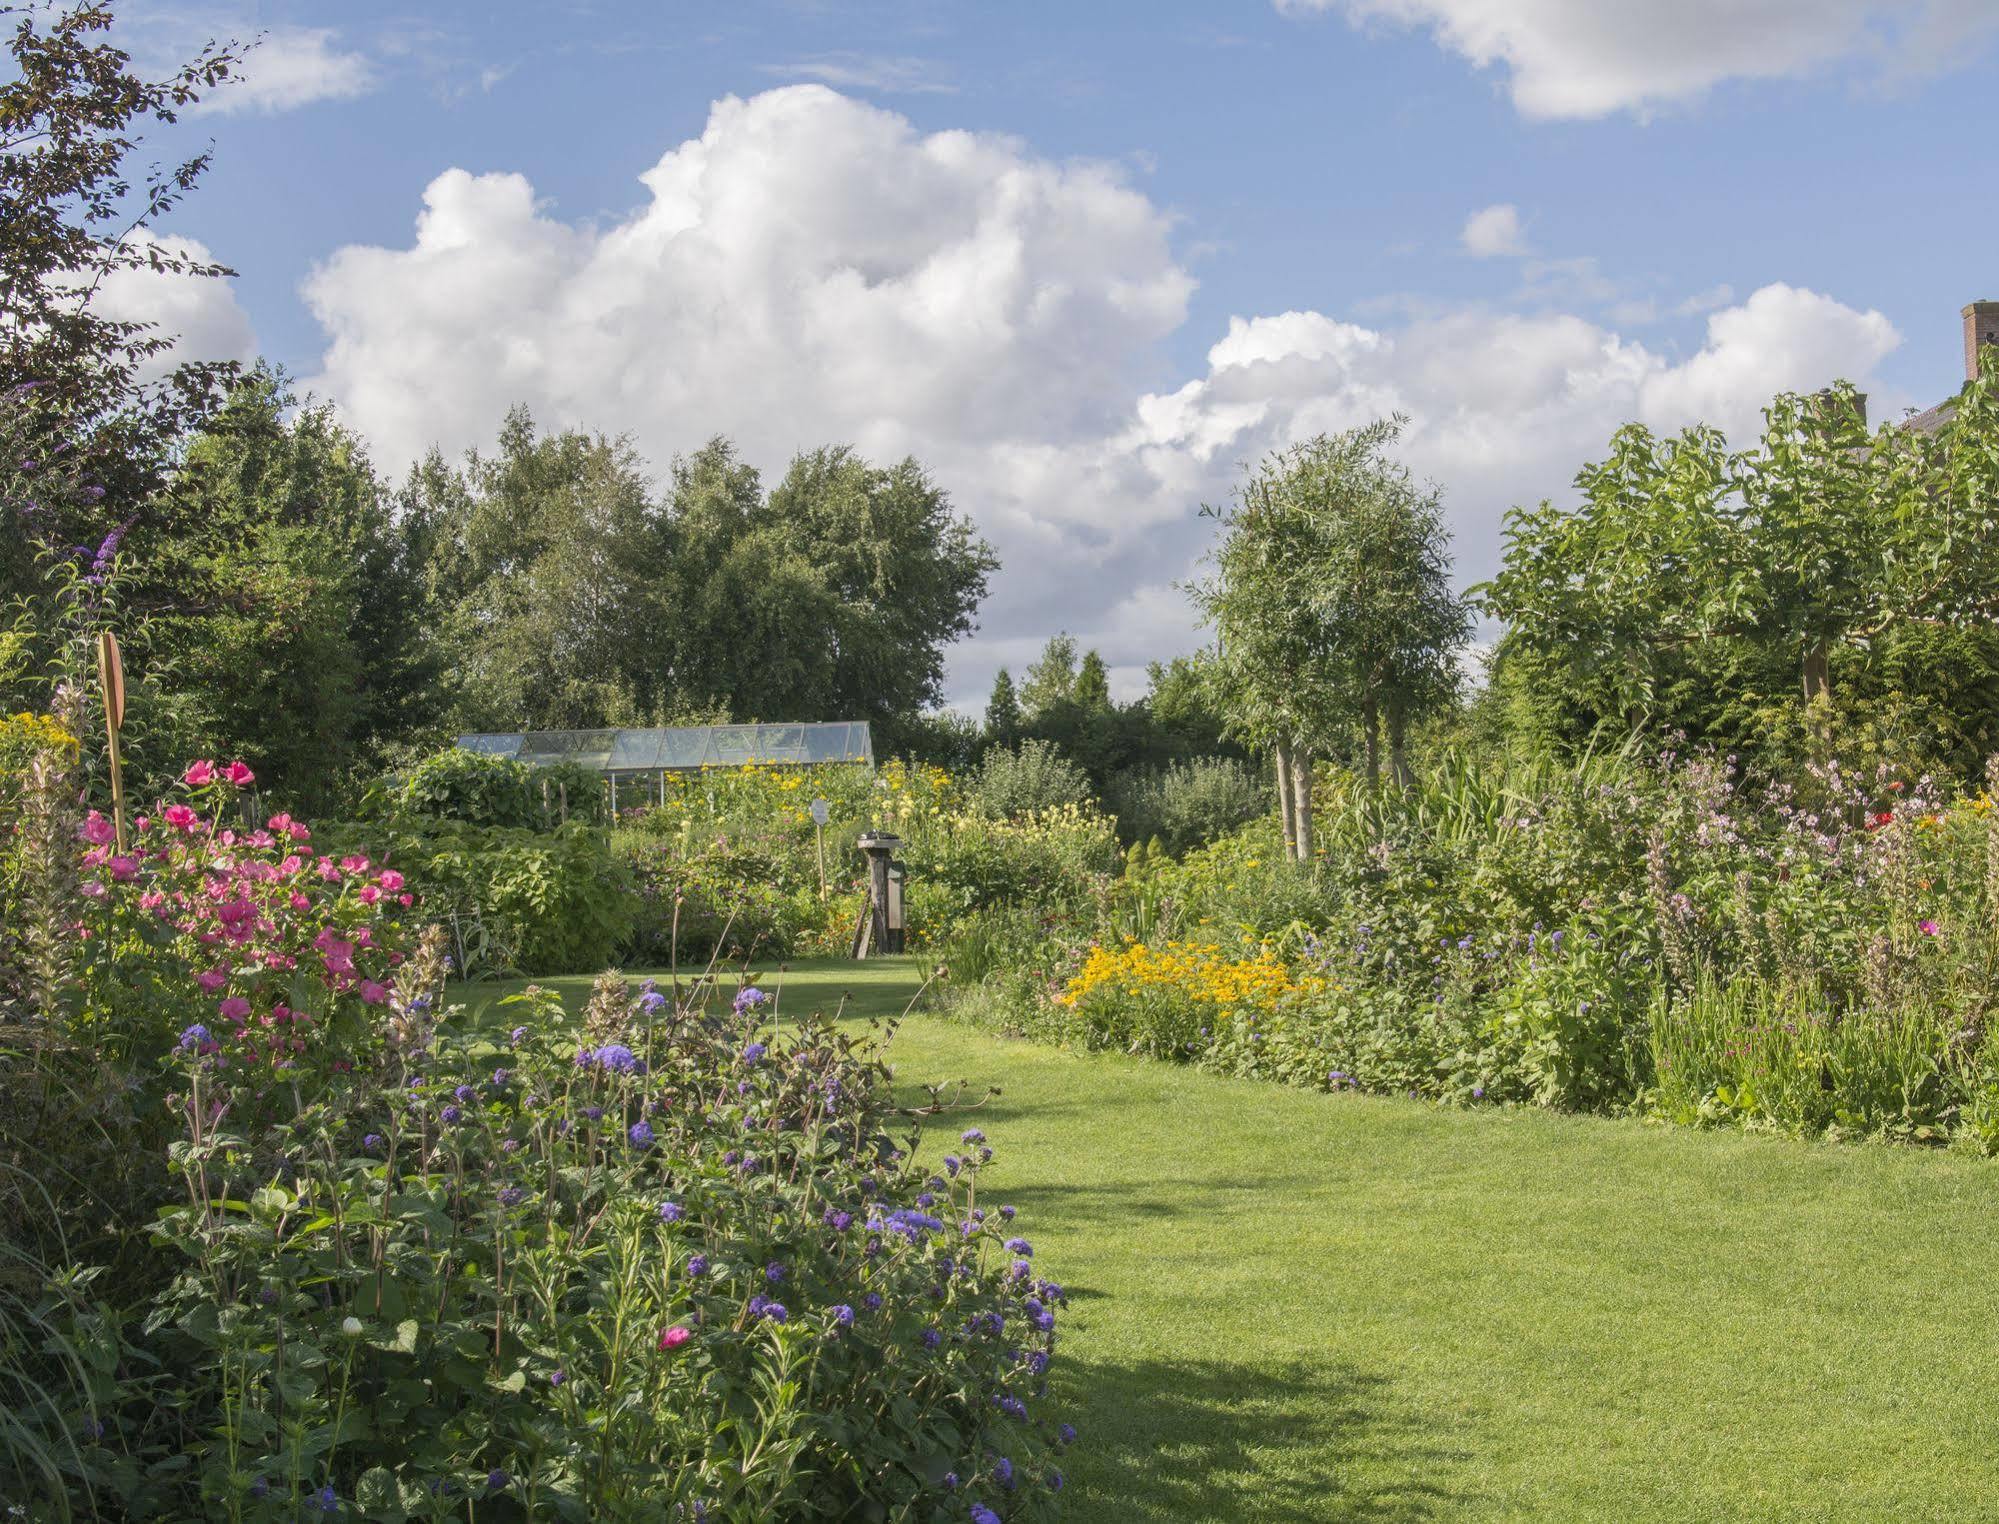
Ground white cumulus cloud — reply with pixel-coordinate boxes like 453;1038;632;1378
1277;0;1999;118
299;87;1902;704
91;231;259;382
1461;203;1526;257
195;26;374;115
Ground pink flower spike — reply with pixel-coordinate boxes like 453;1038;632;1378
658;1326;691;1351
223;761;255;787
183;760;216;787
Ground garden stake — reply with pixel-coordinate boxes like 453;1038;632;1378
95;628;127;852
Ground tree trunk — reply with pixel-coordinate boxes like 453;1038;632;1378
1801;641;1831;705
1387;702;1412;789
1275;737;1296;860
1362;694;1380;790
1291;747;1315;863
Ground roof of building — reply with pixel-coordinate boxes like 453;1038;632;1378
456;722;875;773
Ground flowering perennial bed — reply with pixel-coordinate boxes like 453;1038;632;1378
5;761;1074;1521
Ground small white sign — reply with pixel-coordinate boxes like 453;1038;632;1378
810;798;830;826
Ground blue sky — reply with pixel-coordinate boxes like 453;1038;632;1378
105;0;1999;702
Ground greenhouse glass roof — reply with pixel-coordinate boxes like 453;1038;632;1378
455;722;874;773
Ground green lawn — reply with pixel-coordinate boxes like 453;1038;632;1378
463;958;1999;1522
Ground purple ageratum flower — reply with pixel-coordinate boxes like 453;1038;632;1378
830;1304;854;1326
765;1261;788;1284
920;1328;941;1348
741;1042;768;1064
585;1106;604;1122
733;986;768;1013
593;1044;638;1074
1058;1423;1076;1444
943;1472;960;1490
487;1469;509;1493
960;1128;985;1144
639;990;667;1013
176;1023;212;1052
509;1026;528;1044
498;1186;525;1208
361;1133;383;1152
629;1120;655;1148
994;1457;1015;1489
998;1205;1015;1221
971;1507;1001;1524
441;1105;462;1124
491;1068;510;1088
659;1201;684;1222
549;1369;565;1386
862;1292;882;1310
685;1255;709;1277
943;1155;962;1176
1004;1238;1032;1257
760;1301;788;1324
455;1085;477;1103
317;1484;338;1513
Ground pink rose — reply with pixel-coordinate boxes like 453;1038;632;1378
197;968;229;994
358;980;389;1005
183;760;216;787
378;870;405;892
399;892;414;907
358;885;380;905
223;761;255;787
78;812;115;846
218;996;251;1022
163;804;198;832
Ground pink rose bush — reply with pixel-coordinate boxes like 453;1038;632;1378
73;760;419;1079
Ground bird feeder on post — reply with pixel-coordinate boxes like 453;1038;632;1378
851;830;905;957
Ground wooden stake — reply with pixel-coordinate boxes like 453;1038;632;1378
95;630;127;854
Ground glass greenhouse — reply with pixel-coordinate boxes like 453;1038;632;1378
455;722;875;775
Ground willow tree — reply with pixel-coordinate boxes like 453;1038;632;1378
1193;418;1467;859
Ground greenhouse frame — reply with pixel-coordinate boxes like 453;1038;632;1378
455;722;875;775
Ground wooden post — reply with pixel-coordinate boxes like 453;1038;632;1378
811;798;830;901
95;630;127;853
609;772;618;818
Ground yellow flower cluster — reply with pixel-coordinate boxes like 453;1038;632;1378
0;711;78;757
1060;939;1323;1013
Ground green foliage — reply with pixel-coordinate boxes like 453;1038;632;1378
968;738;1096;818
337;816;634;978
1105;756;1269;854
380;748;600;831
0;0;245;581
1482;375;1999;764
138;368;445;811
1192;417;1469;768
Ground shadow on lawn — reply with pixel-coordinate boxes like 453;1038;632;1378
1064;1355;1467;1523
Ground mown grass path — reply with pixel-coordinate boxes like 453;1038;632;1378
468;958;1999;1522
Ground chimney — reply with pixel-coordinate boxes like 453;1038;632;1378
1965;300;1999;382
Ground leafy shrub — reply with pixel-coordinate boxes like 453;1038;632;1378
1106;756;1268;854
378;748;602;830
968;740;1095;820
340;816;635;978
